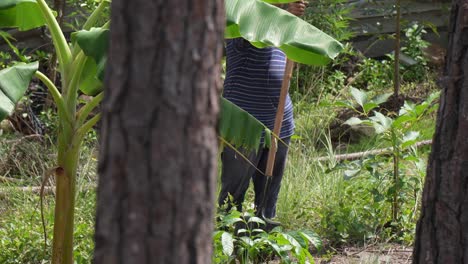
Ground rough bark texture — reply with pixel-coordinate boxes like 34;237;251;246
93;0;224;263
413;0;468;263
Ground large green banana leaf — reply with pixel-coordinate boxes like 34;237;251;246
220;97;271;150
226;0;343;65
0;0;45;31
0;62;38;121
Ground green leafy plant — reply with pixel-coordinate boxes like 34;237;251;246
400;23;430;82
320;164;390;243
0;51;12;69
342;90;439;228
303;0;354;42
214;209;322;264
65;0;110;30
326;149;427;243
335;87;392;116
353;23;431;91
354;56;394;91
0;1;110;262
314;90;438;243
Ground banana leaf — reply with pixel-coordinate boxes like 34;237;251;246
0;62;38;121
226;0;343;65
0;0;45;31
79;58;103;96
219;97;271;151
72;28;108;95
74;27;108;82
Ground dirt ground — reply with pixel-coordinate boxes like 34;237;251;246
266;244;413;264
317;245;413;264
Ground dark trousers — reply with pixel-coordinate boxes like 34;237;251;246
218;137;290;218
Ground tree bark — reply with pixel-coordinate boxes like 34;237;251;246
93;0;224;263
413;0;468;263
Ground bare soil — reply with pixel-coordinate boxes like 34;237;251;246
266;244;413;264
317;245;413;264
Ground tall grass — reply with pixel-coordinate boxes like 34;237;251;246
277;102;342;226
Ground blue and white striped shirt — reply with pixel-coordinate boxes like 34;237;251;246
223;38;294;139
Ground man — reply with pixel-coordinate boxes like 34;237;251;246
219;1;307;220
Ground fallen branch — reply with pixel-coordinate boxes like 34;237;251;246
346;249;413;255
0;134;43;144
315;140;432;162
0;186;53;197
0;185;96;197
0;176;22;183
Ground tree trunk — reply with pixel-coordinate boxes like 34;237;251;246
412;0;468;263
93;0;224;263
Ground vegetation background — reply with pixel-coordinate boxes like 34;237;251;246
0;0;448;262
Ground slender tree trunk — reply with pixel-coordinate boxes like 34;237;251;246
393;0;401;98
413;0;468;263
93;0;224;263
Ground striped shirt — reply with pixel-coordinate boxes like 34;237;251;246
223;38;294;139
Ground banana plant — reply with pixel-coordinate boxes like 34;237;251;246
0;0;342;262
0;1;110;263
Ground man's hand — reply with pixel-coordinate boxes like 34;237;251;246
287;0;307;16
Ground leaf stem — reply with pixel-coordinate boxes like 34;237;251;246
36;0;72;80
76;113;101;141
82;0;109;30
66;52;87;113
35;71;71;124
76;92;104;126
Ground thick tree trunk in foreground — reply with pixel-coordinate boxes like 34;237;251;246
93;0;224;263
413;0;468;263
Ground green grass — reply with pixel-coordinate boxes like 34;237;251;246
0;136;97;263
0;189;96;264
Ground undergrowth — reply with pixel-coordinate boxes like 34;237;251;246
0;189;96;264
0;133;97;263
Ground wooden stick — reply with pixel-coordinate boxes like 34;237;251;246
265;59;295;177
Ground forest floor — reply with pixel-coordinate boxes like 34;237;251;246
318;244;413;264
266;244;413;264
